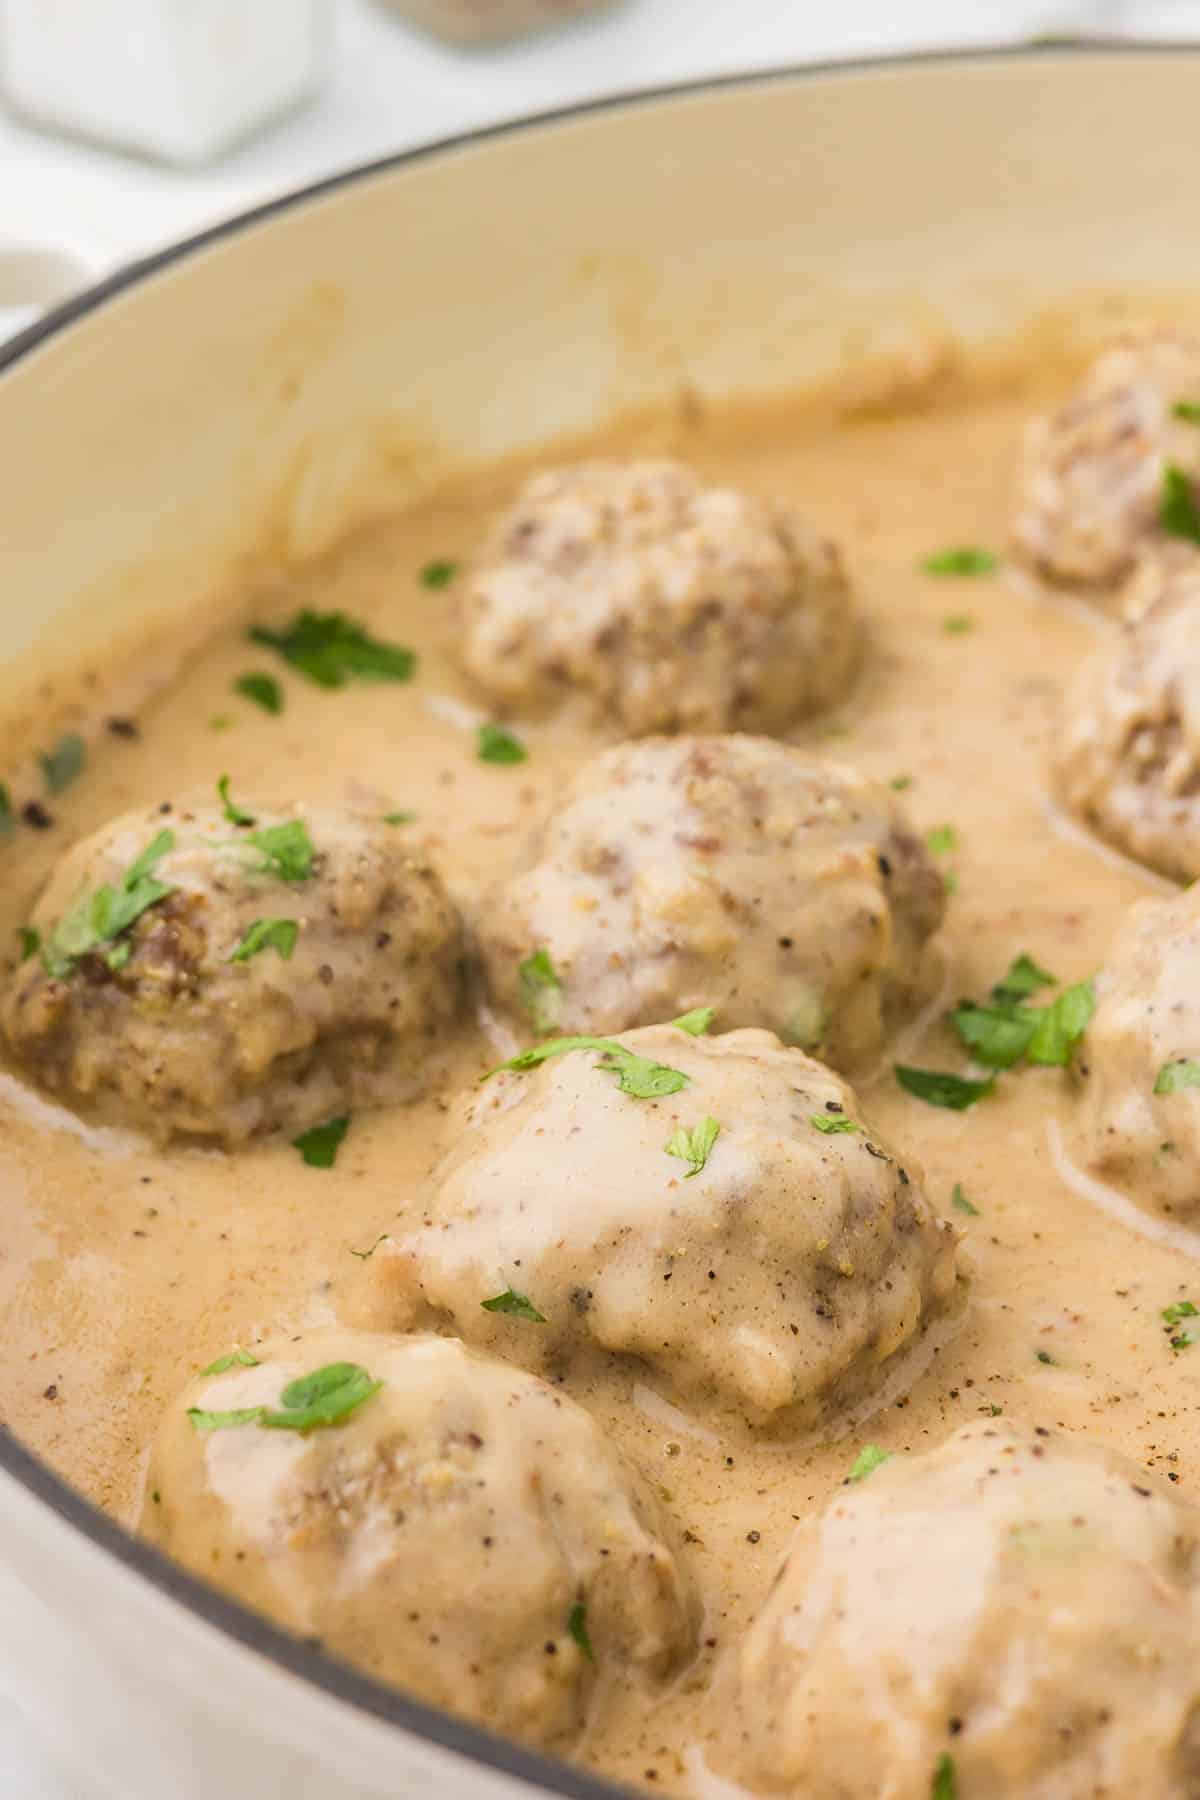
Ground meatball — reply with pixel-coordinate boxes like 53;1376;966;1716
1054;560;1200;883
143;1329;697;1750
0;797;463;1143
478;736;945;1074
368;1026;961;1434
1011;330;1200;590
457;460;861;735
717;1421;1200;1798
1071;881;1200;1217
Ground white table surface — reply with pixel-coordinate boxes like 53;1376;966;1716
2;0;1199;1791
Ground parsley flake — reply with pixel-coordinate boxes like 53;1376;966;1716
245;820;315;883
895;1065;995;1110
0;785;13;842
1174;401;1200;425
349;1235;387;1261
992;953;1056;1004
481;1289;548;1323
890;775;912;792
382;810;416;826
186;1405;266;1434
201;1348;260;1377
1155;1059;1200;1095
951;1182;980;1216
234;672;284;715
292;1115;349;1168
249;611;415;688
567;1601;594;1662
420;558;458;589
491;1035;689;1099
1025;980;1095;1066
39;734;85;795
927;824;958;856
40;828;175;979
931;1754;958;1800
810;1113;862;1135
17;927;39;962
671;1006;714;1036
943;615;973;634
217;775;255;826
519;949;563;1033
950;966;1091;1072
921;547;998;577
261;1362;382;1431
665;1116;721;1177
228;917;299;964
478;722;527;765
1162;463;1200;544
848;1444;892;1482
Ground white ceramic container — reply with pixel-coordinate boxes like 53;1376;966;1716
1;46;1199;1798
0;0;329;164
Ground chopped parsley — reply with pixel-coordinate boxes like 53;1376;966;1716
926;824;958;855
567;1601;594;1662
0;784;12;841
931;1754;958;1800
186;1405;265;1433
234;672;284;715
481;1289;548;1323
490;1035;689;1099
848;1444;892;1482
992;953;1056;1004
890;775;913;792
210;713;234;732
1026;981;1095;1066
1035;1348;1056;1365
39;733;85;795
190;1361;382;1434
420;558;458;589
921;547;998;577
665;1116;721;1178
1164;1300;1199;1349
671;1006;714;1036
942;615;973;634
292;1115;349;1168
895;1065;995;1110
245;820;315;883
228;917;299;964
478;722;527;765
951;1182;980;1216
17;927;39;962
349;1235;387;1261
810;1113;862;1135
949;960;1093;1072
261;1362;382;1431
518;949;563;1033
40;828;175;979
1162;463;1200;544
200;1348;260;1377
249;611;415;688
1174;401;1200;424
217;775;255;826
1155;1058;1200;1095
381;810;416;826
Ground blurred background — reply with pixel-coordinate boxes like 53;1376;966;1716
0;0;1199;343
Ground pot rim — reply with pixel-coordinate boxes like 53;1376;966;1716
0;37;1195;1798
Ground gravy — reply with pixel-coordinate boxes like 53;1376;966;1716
2;360;1193;1795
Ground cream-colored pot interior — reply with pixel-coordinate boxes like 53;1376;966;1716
1;46;1198;1800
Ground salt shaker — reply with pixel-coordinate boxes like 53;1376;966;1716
0;0;330;166
373;0;615;45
